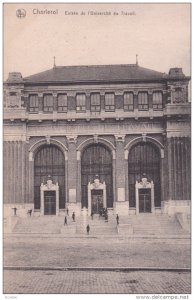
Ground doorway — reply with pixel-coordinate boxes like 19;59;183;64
139;189;151;213
44;191;56;215
91;190;103;214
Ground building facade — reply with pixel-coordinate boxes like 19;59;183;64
3;64;191;217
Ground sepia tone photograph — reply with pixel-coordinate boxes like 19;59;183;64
3;2;191;296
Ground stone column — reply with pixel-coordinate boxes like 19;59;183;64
67;135;80;215
114;135;129;215
53;93;58;111
28;151;34;205
76;150;81;204
148;90;153;109
124;149;129;206
38;93;43;112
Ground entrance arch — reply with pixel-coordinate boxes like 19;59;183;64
34;145;65;211
81;143;113;210
128;142;161;209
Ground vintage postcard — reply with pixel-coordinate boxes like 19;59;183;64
3;2;191;297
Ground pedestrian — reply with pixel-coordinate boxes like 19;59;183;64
105;213;108;222
86;224;90;235
91;211;94;220
29;209;32;217
116;214;119;225
72;212;75;222
12;207;17;216
66;207;69;216
64;216;67;225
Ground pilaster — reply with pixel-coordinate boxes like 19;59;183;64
67;135;77;203
114;135;127;203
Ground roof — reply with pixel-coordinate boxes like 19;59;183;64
23;64;167;84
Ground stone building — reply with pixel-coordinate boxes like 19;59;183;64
3;63;191;217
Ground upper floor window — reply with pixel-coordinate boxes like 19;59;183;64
138;92;148;110
153;92;163;110
43;94;53;112
29;94;39;112
172;87;186;103
76;94;86;112
91;93;101;112
105;93;115;111
124;92;134;111
58;94;67;112
8;91;19;108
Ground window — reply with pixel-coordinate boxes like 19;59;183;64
8;91;19;107
91;93;101;111
105;93;115;111
153;92;163;110
173;87;184;103
58;94;67;112
43;94;53;112
138;92;148;110
124;92;134;111
76;94;86;112
29;94;39;112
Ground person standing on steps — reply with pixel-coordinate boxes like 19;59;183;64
86;224;90;235
116;214;119;225
72;212;75;222
64;216;67;225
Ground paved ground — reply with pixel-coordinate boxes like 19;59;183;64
3;235;191;294
4;270;191;294
3;236;191;269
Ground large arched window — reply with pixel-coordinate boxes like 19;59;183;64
128;142;161;207
81;144;113;209
34;145;65;209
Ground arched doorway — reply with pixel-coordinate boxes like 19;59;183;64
81;144;113;210
128;142;161;209
34;145;65;211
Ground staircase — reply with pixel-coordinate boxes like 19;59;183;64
76;214;118;235
129;213;189;236
9;213;189;237
12;216;65;234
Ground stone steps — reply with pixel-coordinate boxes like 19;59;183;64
75;214;118;234
8;213;189;237
130;215;187;236
12;216;65;234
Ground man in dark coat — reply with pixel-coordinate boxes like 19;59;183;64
86;224;90;235
116;214;119;225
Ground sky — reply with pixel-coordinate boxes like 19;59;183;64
3;3;191;79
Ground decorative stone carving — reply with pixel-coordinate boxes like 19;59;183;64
66;135;77;144
94;178;100;188
115;134;125;143
93;134;98;143
142;133;147;142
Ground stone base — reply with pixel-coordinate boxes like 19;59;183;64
66;203;81;216
162;200;191;216
114;201;129;215
4;216;19;233
175;213;191;232
129;208;136;215
154;207;162;214
117;224;133;235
